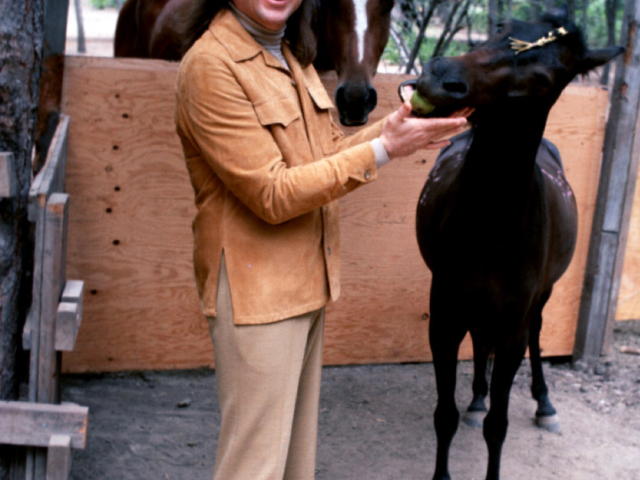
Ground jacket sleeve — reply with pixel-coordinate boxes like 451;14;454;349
176;53;378;225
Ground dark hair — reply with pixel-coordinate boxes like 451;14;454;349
182;0;318;67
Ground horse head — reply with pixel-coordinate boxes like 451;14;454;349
406;7;623;120
317;0;394;126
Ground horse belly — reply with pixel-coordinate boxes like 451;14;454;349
537;154;578;283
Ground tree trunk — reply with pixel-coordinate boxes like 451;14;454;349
0;0;45;477
600;0;620;86
488;0;498;36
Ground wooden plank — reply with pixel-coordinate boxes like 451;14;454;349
55;303;80;352
575;0;640;362
617;157;640;319
29;115;69;221
0;152;17;197
56;280;84;351
60;279;83;303
0;401;88;449
60;56;608;372
37;193;69;404
24;280;84;352
45;435;72;480
27;116;70;405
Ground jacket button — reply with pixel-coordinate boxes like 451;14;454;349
364;170;371;180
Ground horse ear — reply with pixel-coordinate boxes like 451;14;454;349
541;4;569;26
577;46;625;74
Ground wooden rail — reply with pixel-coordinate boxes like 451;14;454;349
574;0;640;363
15;114;88;480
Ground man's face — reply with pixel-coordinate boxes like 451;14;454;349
232;0;304;31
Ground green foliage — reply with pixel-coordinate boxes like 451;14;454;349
89;0;120;9
583;0;624;47
385;0;625;71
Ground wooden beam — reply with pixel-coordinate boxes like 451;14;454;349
56;303;79;352
26;115;69;403
45;435;72;480
0;152;17;198
574;0;640;364
57;280;84;351
23;280;85;352
37;193;69;405
0;401;88;449
34;0;70;173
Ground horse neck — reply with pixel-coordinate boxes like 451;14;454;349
461;103;551;202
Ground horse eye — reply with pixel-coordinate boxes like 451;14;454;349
496;23;504;34
534;72;553;90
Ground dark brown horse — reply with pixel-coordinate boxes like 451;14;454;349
406;8;622;480
114;0;394;126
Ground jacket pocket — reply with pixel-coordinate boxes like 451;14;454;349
307;85;335;110
253;96;301;127
307;86;336;155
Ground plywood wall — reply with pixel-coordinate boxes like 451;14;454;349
616;165;640;320
60;56;610;373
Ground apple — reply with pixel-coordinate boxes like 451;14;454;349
410;91;435;116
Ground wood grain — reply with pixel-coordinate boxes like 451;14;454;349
617;164;640;320
60;57;610;372
0;401;88;449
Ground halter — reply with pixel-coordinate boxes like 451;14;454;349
509;27;568;55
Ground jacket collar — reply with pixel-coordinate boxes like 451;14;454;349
210;8;267;63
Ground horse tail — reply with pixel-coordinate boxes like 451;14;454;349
181;0;227;57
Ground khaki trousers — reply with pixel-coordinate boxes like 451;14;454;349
207;255;325;480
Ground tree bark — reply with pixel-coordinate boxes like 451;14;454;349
600;0;620;86
0;0;45;477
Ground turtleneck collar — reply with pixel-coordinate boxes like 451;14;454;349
228;2;286;48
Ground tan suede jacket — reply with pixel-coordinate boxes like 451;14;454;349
175;9;386;324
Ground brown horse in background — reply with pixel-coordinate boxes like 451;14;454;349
114;0;394;126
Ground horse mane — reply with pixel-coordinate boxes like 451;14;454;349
181;0;227;57
284;0;320;67
181;0;320;67
539;7;585;54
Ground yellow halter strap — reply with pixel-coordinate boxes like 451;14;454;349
509;27;568;55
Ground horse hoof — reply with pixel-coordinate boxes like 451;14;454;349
535;414;560;433
463;410;486;428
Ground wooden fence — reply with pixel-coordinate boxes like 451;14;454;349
59;56;630;373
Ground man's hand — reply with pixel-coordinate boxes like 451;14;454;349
379;102;474;160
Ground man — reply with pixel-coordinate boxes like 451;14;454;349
175;1;471;478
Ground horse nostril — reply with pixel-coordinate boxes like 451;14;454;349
367;87;377;109
442;80;468;96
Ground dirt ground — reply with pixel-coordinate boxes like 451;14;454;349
62;320;640;480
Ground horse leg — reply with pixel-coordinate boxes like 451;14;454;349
529;291;560;432
483;333;528;480
464;331;490;428
430;295;468;480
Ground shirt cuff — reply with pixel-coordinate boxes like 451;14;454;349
370;138;391;169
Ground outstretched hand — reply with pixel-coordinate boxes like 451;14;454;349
379;102;473;160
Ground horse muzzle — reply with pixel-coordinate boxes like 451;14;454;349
335;83;378;126
417;56;470;105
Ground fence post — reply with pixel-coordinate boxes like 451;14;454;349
574;0;640;364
